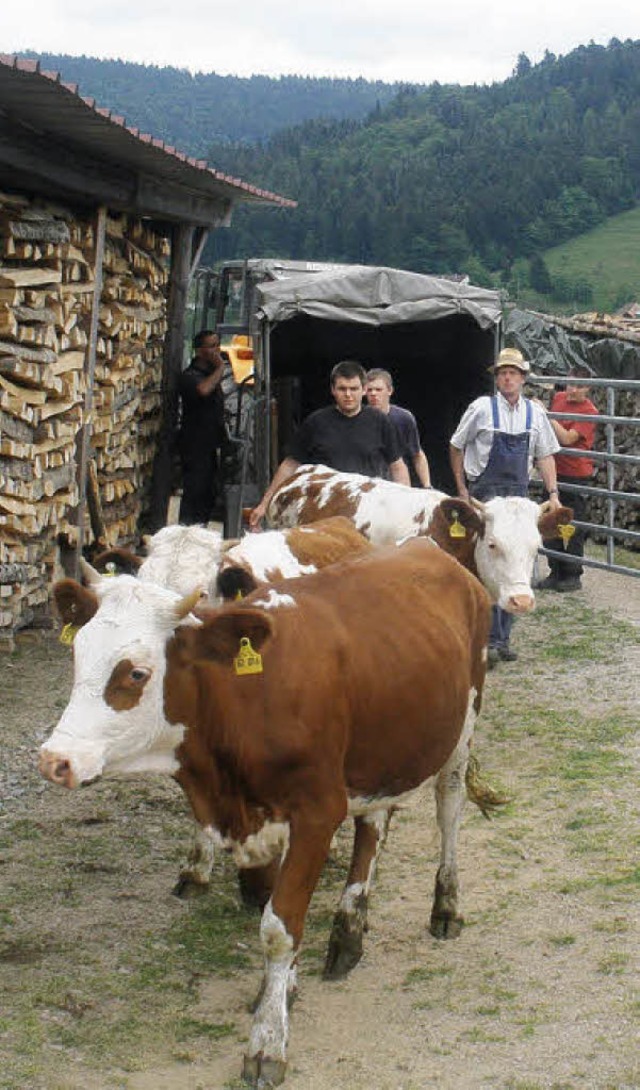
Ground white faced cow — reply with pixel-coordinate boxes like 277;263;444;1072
90;516;371;899
267;464;573;617
40;540;491;1087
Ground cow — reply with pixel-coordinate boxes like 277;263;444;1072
93;517;370;604
267;464;573;616
91;517;371;899
40;539;491;1087
216;515;370;600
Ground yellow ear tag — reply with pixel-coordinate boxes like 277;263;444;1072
235;589;244;600
449;511;467;539
104;562;117;577
59;623;79;646
559;523;576;550
234;636;263;676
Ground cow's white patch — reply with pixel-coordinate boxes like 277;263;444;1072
223;530;315;584
474;497;540;610
107;723;186;776
178;824;217;888
340;880;366;915
139;524;225;599
40;577;190;785
347;786;423;816
255;589;296;611
248;902;294;1061
211;819;290;868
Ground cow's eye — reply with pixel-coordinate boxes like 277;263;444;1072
130;667;150;683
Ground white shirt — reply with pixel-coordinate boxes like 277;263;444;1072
450;392;559;479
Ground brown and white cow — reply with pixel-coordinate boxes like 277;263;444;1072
90;516;371;898
40;540;491;1087
216;514;370;600
94;517;369;604
268;464;573;616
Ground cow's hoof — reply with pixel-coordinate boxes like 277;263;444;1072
323;917;364;980
429;912;464;940
242;1053;287;1087
172;875;208;899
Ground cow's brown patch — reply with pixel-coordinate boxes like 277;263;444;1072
538;505;574;540
104;659;150;711
426;500;482;576
301;483;360;525
286;518;370;568
271;473;361;528
270;484;306;520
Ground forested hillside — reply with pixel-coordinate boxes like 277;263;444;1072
20;42;640;307
19;52;399;153
205;39;640;304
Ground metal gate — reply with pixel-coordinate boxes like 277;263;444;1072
528;373;640;580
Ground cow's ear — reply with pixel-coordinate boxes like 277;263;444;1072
216;566;259;601
437;498;484;538
92;546;143;575
53;579;99;627
538;504;574;540
190;607;274;665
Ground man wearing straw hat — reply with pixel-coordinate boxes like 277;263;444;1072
449;347;561;667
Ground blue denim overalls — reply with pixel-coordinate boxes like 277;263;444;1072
468;396;532;651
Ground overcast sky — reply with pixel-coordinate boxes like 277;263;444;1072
3;1;640;85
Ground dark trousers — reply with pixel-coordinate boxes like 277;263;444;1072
179;448;219;525
546;477;588;580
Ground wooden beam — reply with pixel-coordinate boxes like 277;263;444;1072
146;222;194;531
0;118;237;226
72;204;107;577
190;227;210;279
0;119;133;208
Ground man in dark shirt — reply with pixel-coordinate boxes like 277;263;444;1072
249;360;410;529
178;329;226;524
365;368;431;487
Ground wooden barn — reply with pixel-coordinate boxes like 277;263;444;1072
0;55;294;647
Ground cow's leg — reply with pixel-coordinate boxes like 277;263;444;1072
238;859;280;912
173;823;215;898
243;802;344;1088
430;695;477;939
323;809;392;980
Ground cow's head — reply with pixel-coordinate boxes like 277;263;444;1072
470;498;573;613
39;572;202;789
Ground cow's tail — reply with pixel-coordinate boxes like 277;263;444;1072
465;754;511;819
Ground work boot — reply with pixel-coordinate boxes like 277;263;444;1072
555;577;582;592
498;646;518;662
487;647;500;670
537;575;559;591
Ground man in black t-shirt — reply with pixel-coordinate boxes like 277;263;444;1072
178;330;226;524
249;360;410;529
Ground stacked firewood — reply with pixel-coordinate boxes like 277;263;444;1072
0;191;169;647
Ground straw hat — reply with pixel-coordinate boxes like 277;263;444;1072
490;347;530;374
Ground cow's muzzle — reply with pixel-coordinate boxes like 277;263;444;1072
38;750;78;789
505;593;535;615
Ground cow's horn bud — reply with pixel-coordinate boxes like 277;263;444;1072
80;557;102;585
174;587;204;620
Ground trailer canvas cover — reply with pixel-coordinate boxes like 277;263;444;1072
256;265;502;330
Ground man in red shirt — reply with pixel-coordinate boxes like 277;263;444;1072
539;382;599;592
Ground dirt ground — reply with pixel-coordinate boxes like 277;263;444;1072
1;560;639;1090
